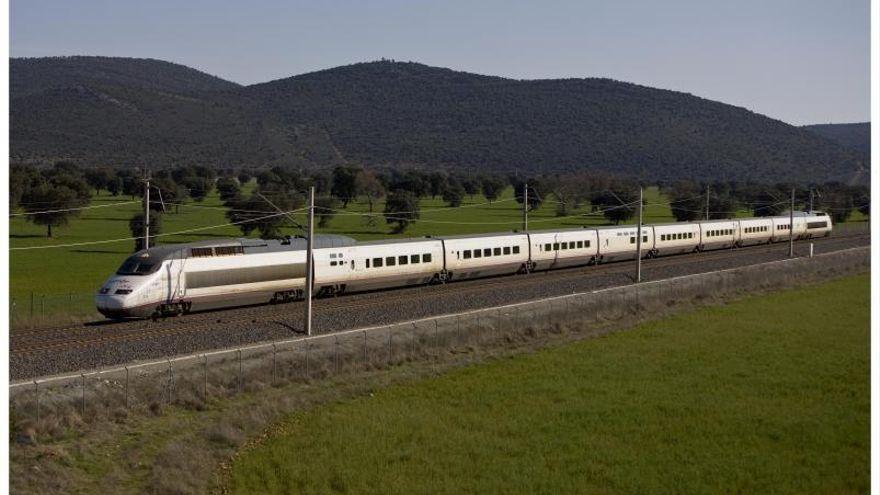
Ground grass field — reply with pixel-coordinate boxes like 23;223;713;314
229;274;869;494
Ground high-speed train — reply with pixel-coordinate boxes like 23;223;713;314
95;211;832;319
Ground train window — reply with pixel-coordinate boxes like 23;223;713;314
513;246;520;254
373;257;383;268
411;254;420;264
677;233;682;240
493;247;501;256
643;235;648;243
661;234;666;241
585;240;591;247
190;247;213;257
366;259;370;268
386;256;396;266
630;237;635;244
474;249;482;258
423;253;432;263
351;260;355;269
463;250;472;259
560;242;568;250
330;261;337;266
215;246;244;256
553;243;560;250
545;243;552;251
503;246;511;255
577;241;583;248
483;248;491;257
399;255;408;265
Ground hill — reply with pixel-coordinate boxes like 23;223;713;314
803;122;870;155
10;57;867;183
10;56;240;96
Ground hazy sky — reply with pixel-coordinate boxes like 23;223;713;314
11;0;870;125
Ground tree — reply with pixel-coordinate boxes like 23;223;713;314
107;176;124;196
544;173;590;217
151;177;187;212
237;171;252;185
665;180;704;222
315;196;339;228
216;176;241;203
84;166;116;194
591;185;638;225
129;211;163;251
331;166;362;207
356;169;386;213
183;176;212;202
383;190;420;233
480;175;506;203
356;169;386;227
461;176;481;198
226;187;305;239
511;178;544;212
441;180;465;207
427;171;448;199
22;184;88;237
9;164;43;209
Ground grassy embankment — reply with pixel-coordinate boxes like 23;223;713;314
228;274;869;495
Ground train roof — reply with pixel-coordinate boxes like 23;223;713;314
129;234;357;262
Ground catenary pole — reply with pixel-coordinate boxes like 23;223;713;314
636;186;643;283
705;184;710;221
789;188;795;258
304;186;315;336
522;183;528;232
143;169;150;250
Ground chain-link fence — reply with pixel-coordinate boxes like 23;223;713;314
9;246;870;440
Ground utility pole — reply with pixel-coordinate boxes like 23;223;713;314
304;186;315;336
522;183;528;232
789;188;795;258
636;187;643;283
143;169;151;250
705;184;710;221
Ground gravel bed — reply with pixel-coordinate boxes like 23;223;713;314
10;235;868;380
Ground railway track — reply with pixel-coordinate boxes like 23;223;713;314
10;232;869;360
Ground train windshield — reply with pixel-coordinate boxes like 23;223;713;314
116;256;160;275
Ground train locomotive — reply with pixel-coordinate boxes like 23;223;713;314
95;211;832;319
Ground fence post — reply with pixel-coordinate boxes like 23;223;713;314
34;381;40;424
411;323;417;358
272;344;277;386
167;359;174;404
388;330;393;365
238;349;243;393
124;366;130;409
203;355;208;402
80;374;86;417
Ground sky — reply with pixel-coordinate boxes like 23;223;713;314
10;0;871;125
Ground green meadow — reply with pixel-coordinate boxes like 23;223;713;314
229;273;869;495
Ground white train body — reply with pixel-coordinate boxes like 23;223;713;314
96;211;833;319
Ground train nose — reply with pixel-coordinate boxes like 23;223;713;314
95;294;129;319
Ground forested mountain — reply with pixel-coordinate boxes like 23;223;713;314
803;122;870;155
11;56;239;96
10;57;867;184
